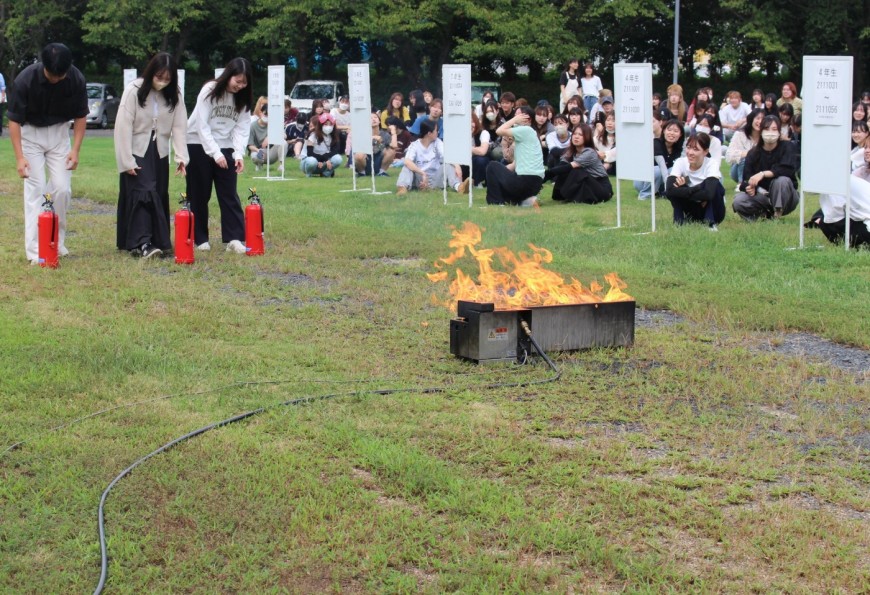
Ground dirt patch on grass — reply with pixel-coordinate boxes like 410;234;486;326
758;332;870;378
635;308;686;328
350;467;422;513
72;197;116;216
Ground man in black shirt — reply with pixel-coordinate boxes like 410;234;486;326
7;43;88;263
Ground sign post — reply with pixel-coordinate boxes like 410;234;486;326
345;64;387;194
614;63;654;231
442;64;472;207
123;69;137;90
800;56;853;249
253;65;290;181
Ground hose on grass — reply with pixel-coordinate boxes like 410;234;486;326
92;338;559;594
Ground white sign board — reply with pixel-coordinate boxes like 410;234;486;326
442;64;471;165
801;56;852;195
177;69;185;100
614;63;653;182
123;69;137;90
348;64;372;155
618;68;646;124
214;68;224;79
267;65;285;144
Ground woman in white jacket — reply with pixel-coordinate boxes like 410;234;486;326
114;53;188;259
186;58;253;253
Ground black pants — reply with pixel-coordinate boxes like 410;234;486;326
668;180;726;225
485;162;543;205
551;166;613;204
186;144;245;245
116;138;171;251
814;214;870;248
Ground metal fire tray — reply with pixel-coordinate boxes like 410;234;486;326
450;300;635;363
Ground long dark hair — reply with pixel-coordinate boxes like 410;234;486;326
742;108;766;138
564;123;594;161
137;52;179;111
661;119;685;153
206;57;254;113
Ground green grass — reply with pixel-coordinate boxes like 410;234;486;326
0;137;868;593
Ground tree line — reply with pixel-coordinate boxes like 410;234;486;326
1;0;867;94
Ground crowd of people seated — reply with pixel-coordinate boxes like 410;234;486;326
245;72;868;246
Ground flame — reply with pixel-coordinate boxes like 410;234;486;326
428;222;632;310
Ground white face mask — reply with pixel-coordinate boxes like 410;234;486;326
555;125;568;135
152;79;169;91
339;103;349;111
486;112;497;122
761;131;779;143
695;126;711;135
606;126;615;134
322;125;334;135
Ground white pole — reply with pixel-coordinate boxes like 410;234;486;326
443;167;448;205
616;178;622;228
651;176;657;232
370;162;376;193
469;178;473;208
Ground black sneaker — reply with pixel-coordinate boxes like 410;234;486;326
141;244;162;259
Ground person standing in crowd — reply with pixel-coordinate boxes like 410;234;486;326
665;84;688;123
114;53;188;259
485;105;545;207
580;63;603;115
732;115;799;220
559;58;580;113
185;57;253;253
7;43;88;264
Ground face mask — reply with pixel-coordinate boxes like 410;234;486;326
555;125;568;135
695;126;711;135
322;125;334;135
606;126;615;133
762;131;779;143
486;112;497;122
339;103;349;111
152;79;169;91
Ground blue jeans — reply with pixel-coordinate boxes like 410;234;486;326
300;155;343;176
633;165;665;199
730;160;745;184
583;95;598;114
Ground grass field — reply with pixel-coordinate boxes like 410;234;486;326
0;136;868;593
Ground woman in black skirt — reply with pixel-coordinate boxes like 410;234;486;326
114;53;188;258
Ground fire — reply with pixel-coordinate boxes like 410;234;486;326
427;222;632;309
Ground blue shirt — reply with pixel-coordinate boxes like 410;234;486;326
408;116;444;140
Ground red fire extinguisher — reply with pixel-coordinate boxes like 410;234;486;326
245;187;264;256
38;193;59;269
174;193;195;265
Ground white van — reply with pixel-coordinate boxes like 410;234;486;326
289;80;346;115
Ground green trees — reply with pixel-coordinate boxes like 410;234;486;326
0;0;867;93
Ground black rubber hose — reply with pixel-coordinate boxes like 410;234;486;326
92;349;560;594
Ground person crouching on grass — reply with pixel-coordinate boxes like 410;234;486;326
485;106;545;207
186;58;253;254
395;119;463;196
732;115;799;220
664;132;726;230
300;113;342;177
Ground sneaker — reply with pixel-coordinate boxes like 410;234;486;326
396;186;409;196
457;177;471;194
196;242;211;251
376;171;389;177
708;224;719;232
226;239;246;254
323;168;335;178
774;207;783;219
520;196;539;208
141;244;163;259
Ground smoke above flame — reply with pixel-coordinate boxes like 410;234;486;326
427;222;632;310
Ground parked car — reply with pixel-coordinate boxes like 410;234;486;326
86;83;120;128
289;80;346;115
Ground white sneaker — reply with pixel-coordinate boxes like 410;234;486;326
196;242;211;251
226;239;246;254
520;196;539;208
